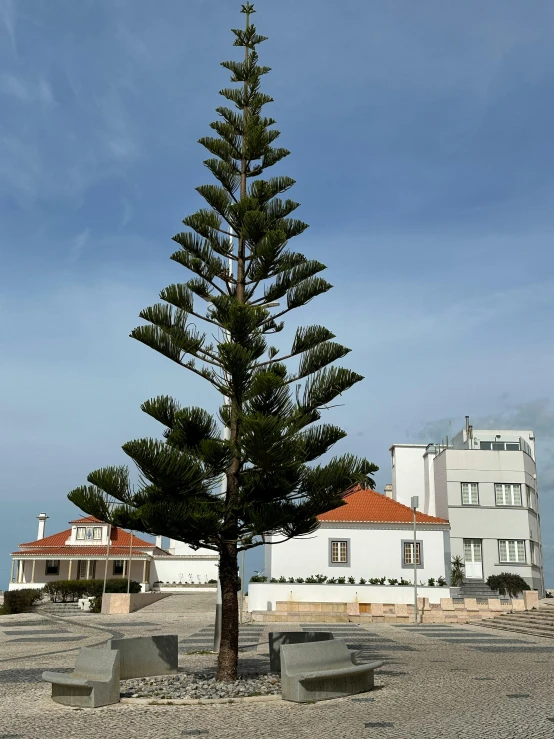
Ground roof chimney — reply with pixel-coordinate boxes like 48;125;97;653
465;416;470;435
37;513;49;541
384;484;393;498
155;535;163;549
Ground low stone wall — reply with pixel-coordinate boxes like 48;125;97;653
252;590;539;624
101;592;170;615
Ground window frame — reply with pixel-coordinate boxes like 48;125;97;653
498;539;526;564
93;527;102;540
328;539;350;567
495;483;522;507
461;482;479;506
76;527;86;540
45;560;60;576
401;540;424;569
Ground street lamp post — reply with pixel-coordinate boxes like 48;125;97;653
411;496;419;624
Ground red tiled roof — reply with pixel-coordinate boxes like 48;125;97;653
19;525;154;549
317;486;449;525
68;515;104;524
11;547;151;557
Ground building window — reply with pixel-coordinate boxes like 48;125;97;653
526;485;535;511
530;541;538;565
330;540;349;565
113;560;125;575
498;540;526;563
403;541;422;566
495;483;522;506
93;527;102;540
461;482;479;505
76;527;86;540
45;560;59;575
480;441;520;451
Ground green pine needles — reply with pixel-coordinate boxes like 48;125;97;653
68;3;377;681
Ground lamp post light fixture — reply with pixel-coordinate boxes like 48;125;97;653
411;496;419;624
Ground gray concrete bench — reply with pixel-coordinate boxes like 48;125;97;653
42;647;120;708
280;640;383;703
109;634;178;678
269;631;334;673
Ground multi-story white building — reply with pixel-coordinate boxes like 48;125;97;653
389;417;545;596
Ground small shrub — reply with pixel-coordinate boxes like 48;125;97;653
369;577;380;585
400;578;411;586
278;576;287;583
315;574;327;583
295;577;304;583
270;577;278;583
437;576;447;587
208;579;217;584
359;577;367;585
348;576;356;584
305;576;317;583
379;577;386;585
327;577;337;584
249;574;267;583
450;555;465;587
487;573;530;598
336;576;346;584
1;588;43;614
387;578;399;586
287;577;295;584
427;578;436;587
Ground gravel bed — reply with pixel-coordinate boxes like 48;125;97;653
121;672;280;700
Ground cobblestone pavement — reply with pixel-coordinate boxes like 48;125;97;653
2;594;554;738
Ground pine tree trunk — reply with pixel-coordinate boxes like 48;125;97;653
216;538;239;681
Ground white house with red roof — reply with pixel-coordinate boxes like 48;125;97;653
8;514;218;591
264;486;451;584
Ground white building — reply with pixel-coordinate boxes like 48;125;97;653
9;514;218;591
264;485;450;584
389;417;545;595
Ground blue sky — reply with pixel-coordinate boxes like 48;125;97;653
2;0;554;588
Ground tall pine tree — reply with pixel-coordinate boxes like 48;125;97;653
68;3;377;681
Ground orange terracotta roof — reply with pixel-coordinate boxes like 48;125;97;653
19;525;154;549
11;547;151;557
317;486;449;525
68;515;104;524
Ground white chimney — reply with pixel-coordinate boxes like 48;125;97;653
384;484;393;498
37;513;49;540
155;535;163;549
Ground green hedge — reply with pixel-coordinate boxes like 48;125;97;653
1;588;44;615
487;573;530;598
43;579;141;603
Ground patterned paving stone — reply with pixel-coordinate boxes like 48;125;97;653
3;630;69;636
6;636;85;643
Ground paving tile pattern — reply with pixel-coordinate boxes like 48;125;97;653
1;595;554;738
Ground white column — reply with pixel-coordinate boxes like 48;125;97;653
142;560;147;583
10;558;15;584
86;560;91;580
68;560;73;580
18;560;24;583
31;560;36;584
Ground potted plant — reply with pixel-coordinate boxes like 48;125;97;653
450;556;465;587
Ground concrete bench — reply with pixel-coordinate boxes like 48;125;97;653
42;647;120;708
269;631;334;673
109;635;178;678
280;640;383;703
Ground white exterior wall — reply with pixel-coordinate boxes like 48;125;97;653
169;539;216;557
152;556;218;584
391;445;427;509
9;559;150;591
265;523;450;584
248;583;452;611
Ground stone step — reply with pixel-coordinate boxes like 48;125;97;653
477;620;554;639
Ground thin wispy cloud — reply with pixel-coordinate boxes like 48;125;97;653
68;229;91;264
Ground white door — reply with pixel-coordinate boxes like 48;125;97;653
463;539;483;579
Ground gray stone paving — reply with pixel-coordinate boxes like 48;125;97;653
1;594;554;737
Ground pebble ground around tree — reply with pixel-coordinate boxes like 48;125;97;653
1;592;554;738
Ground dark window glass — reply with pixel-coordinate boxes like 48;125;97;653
45;560;59;575
480;442;492;450
505;443;520;451
113;560;124;575
492;443;504;450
